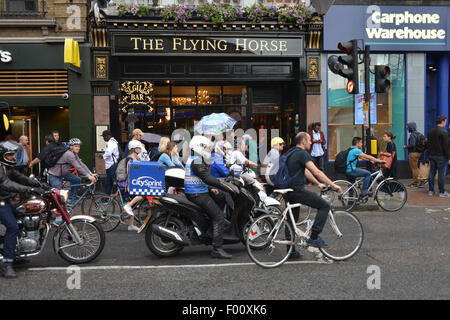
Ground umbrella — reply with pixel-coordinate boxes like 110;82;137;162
194;113;237;135
141;132;162;144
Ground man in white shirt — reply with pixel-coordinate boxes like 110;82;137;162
229;136;257;175
101;130;120;195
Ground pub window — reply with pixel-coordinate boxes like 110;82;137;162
197;86;220;105
327;53;406;161
6;0;38;11
172;86;196;106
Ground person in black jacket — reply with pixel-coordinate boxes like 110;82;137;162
185;136;240;259
0;141;43;278
427;116;450;197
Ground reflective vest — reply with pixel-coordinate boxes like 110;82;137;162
184;156;209;194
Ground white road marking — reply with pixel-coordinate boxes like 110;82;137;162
28;260;328;272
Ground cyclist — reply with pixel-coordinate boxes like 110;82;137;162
346;137;386;198
47;138;98;206
286;132;342;251
229;135;257;176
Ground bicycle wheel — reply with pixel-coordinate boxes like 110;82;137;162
80;192;106;215
246;214;294;269
319;210;364;261
329;180;359;211
375;179;407;212
88;194;121;232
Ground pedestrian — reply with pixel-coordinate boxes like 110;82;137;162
16;136;29;175
403;122;427;188
125;129;149;161
101;130;120;195
52;130;61;145
158;141;184;168
427;116;450;197
380;132;397;179
307;122;326;172
47;138;98;207
28;135;58;177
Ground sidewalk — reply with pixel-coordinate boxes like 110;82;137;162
401;177;450;207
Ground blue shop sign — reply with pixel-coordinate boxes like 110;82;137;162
324;5;450;51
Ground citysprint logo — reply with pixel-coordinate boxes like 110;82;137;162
366;5;446;40
131;176;163;189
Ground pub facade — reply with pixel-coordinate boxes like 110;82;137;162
90;0;324;172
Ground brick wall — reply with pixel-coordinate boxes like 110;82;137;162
0;0;88;41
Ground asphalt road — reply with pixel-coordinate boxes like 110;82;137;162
1;205;449;300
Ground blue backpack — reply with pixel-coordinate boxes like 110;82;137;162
269;148;301;189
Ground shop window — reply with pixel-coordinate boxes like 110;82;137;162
327;53;405;161
223;86;247;105
172;86;196;106
154;86;170;106
197;86;220;105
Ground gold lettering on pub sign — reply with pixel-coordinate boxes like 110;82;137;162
129;37;292;54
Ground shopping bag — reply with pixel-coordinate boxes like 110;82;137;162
380;151;394;169
418;162;430;181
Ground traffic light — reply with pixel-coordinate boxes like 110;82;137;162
328;39;359;94
375;65;391;93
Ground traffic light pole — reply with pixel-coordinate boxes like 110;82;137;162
364;45;371;158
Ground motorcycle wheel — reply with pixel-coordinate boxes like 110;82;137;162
57;221;105;264
145;215;185;257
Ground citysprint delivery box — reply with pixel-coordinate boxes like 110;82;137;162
128;160;166;196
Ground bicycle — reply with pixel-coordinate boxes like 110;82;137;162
246;187;364;269
88;184;151;232
59;180;101;216
329;165;407;212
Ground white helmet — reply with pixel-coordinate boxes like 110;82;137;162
190;135;213;160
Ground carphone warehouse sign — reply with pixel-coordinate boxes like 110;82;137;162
324;5;450;51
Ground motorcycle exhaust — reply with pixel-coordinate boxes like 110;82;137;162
151;224;190;246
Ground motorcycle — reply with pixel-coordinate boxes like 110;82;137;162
0;184;105;264
143;175;271;257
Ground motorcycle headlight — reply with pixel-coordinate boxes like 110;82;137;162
60;190;69;203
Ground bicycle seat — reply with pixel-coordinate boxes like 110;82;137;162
273;189;294;194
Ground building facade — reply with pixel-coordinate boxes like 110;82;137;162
0;0;93;171
90;0;324;172
321;1;450;177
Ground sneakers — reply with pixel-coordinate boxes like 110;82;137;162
123;204;135;216
307;236;329;248
439;192;450;198
408;184;418;189
418;181;428;188
1;262;17;278
428;191;435;196
288;250;303;261
128;225;139;232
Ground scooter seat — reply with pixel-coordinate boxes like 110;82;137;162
161;193;204;213
273;188;294;194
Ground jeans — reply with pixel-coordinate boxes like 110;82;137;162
312;155;325;172
429;155;447;194
347;168;371;193
287;189;330;239
48;173;82;203
105;163;118;195
0;201;19;262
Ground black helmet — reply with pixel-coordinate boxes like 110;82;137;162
0;141;18;167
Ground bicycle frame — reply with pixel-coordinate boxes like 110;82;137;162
60;182;95;213
341;169;384;198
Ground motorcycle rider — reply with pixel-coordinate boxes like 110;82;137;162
185;136;240;259
0;141;44;278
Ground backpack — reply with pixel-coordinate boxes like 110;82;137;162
116;156;132;182
45;146;69;168
334;148;356;174
414;132;427;153
111;139;124;164
268;148;301;189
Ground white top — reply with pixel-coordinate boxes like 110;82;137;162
229;150;247;175
262;148;280;176
127;140;149;161
311;131;324;157
103;137;119;169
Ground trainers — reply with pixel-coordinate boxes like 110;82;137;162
123;204;134;216
428;191;435;196
408;184;418;189
307;236;329;248
128;225;139;232
418;181;428;187
439;192;450;198
288;250;303;261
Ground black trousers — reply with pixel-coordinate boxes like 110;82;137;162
287;189;330;239
186;193;224;248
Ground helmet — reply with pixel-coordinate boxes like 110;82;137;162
69;138;82;146
0;141;18;167
271;137;285;148
128;140;142;150
190;135;213;160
